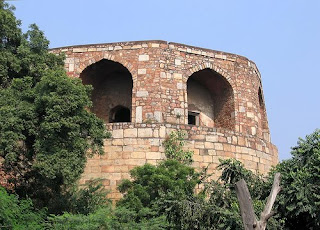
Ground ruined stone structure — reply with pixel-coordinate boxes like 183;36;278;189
51;40;278;200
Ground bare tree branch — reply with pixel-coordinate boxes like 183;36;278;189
257;172;281;229
235;179;257;230
235;173;281;230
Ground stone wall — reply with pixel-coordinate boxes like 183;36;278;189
51;40;278;200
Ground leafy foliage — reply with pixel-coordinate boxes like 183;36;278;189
117;160;201;214
68;179;110;215
48;207;114;230
217;158;269;200
0;68;107;212
163;130;193;164
0;1;107;213
158;159;283;230
48;206;168;230
274;129;320;229
0;186;45;230
116;132;202;227
0;1;64;87
2;3;320;230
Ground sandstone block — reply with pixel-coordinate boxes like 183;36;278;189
138;69;147;74
247;112;254;118
146;152;162;160
203;155;213;162
90;166;100;173
101;165;114;173
147;159;158;165
242;154;253;161
205;142;214;149
69;63;74;72
193;154;203;162
154;111;162;122
195;142;205;149
136;106;142;123
251;127;257;135
151;146;159;152
123;146;134;152
112;129;123;138
214;143;224;150
139;54;149;61
112;139;124;146
138;128;153;137
173;73;182;79
206;135;218;142
148;138;160;146
223;144;232;152
131;152;146;159
73;47;87;53
136;91;149;97
124;129;138;137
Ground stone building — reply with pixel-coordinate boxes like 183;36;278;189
51;40;278;200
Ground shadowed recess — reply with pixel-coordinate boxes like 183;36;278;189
187;68;235;130
80;59;133;123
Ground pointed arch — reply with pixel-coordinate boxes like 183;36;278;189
186;68;235;130
80;59;133;123
258;87;268;130
76;53;137;83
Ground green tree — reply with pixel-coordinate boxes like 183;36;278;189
163;130;193;164
117;160;201;215
275;129;320;229
0;1;64;87
68;179;110;215
48;206;169;230
115;131;202;227
0;1;107;213
0;1;22;87
0;186;45;230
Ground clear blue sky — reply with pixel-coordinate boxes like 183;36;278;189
10;0;320;160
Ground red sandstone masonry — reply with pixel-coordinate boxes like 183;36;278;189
51;40;278;200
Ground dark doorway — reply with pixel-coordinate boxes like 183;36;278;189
188;114;196;125
188;111;199;125
109;106;130;123
187;68;235;130
80;59;133;123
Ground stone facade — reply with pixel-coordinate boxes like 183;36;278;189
51;40;278;200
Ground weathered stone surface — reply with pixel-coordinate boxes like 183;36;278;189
138;128;153;137
138;54;149;61
112;129;123;138
124;128;137;137
136;91;149;97
50;40;278;202
138;69;146;74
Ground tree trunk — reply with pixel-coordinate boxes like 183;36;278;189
235;173;281;230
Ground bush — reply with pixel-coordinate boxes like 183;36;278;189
0;186;45;230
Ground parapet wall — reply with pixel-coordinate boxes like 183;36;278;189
81;123;277;199
51;40;278;200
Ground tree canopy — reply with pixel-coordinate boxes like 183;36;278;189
0;0;107;212
1;1;320;229
274;129;320;229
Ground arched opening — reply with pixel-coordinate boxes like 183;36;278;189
187;68;235;130
258;88;264;107
80;59;133;123
109;105;130;123
258;87;268;130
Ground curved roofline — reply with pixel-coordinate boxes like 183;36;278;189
50;40;261;80
50;40;247;60
50;40;167;50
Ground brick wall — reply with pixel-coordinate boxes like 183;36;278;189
51;40;278;200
